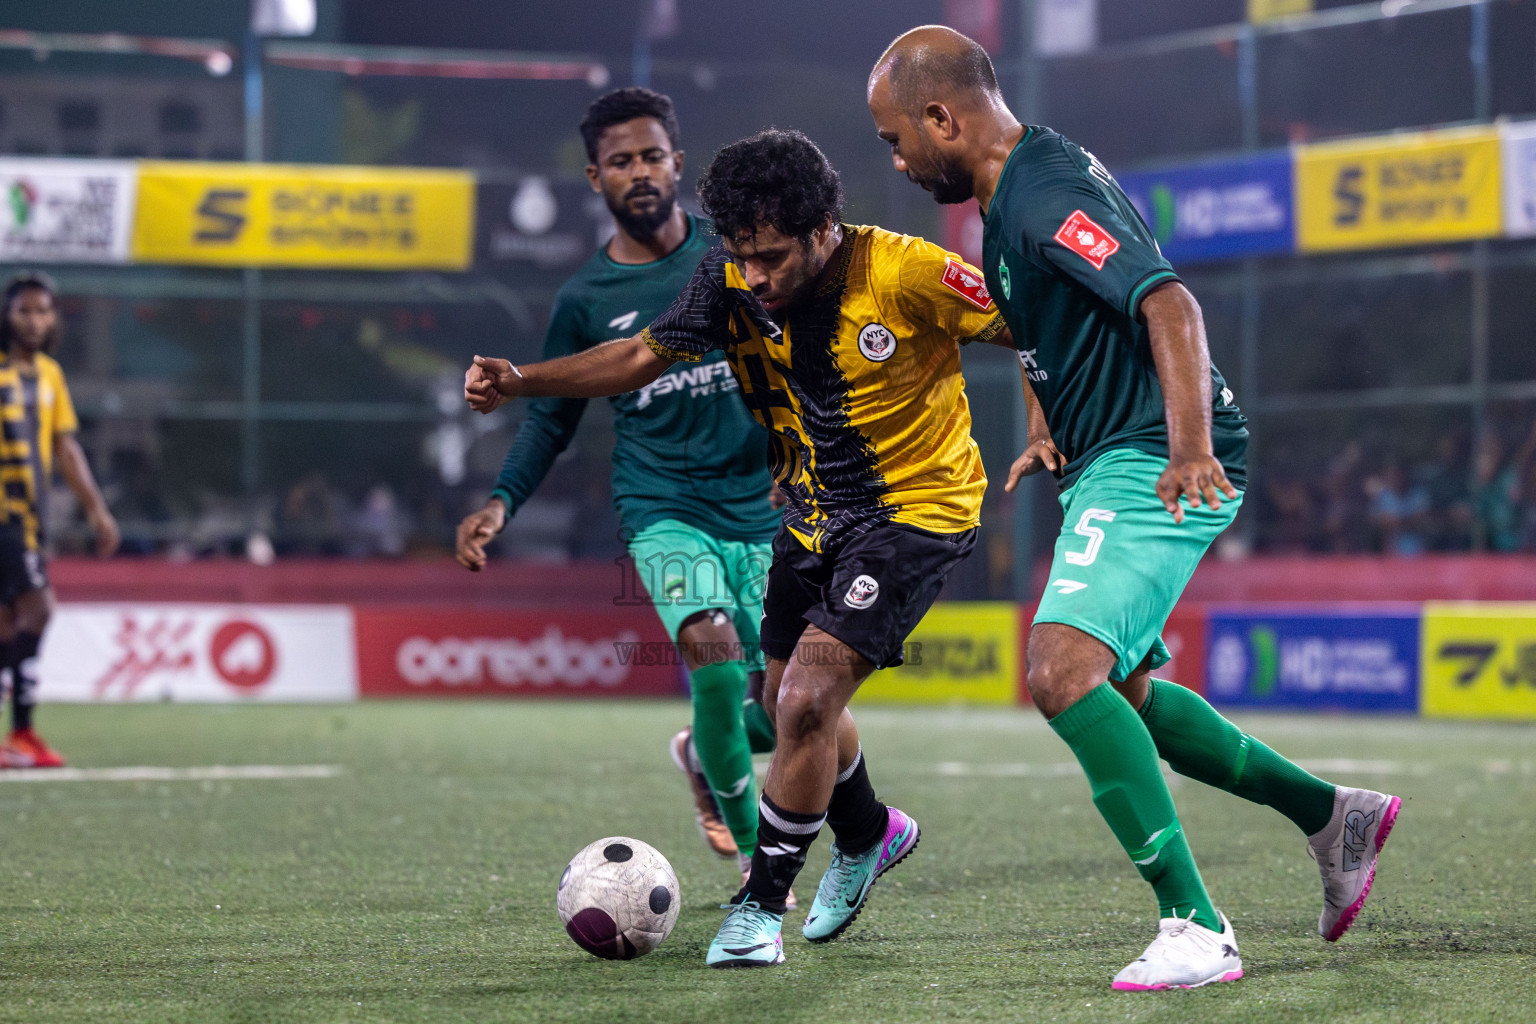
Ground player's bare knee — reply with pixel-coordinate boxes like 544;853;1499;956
1024;658;1074;718
772;681;836;745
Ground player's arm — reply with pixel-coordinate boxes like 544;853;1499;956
1142;280;1237;523
465;335;672;412
56;433;119;558
1004;367;1063;491
458;297;601;570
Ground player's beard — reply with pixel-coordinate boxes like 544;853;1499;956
909;141;975;205
607;181;677;241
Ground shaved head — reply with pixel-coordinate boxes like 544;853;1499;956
870;24;1001;116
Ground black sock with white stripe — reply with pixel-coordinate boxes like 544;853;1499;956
825;746;888;856
737;794;824;914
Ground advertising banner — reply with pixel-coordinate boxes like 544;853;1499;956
1119;150;1294;264
856;602;1018;705
131;162;474;270
1296;127;1501;252
38;603;358;702
1206;607;1420;711
1159;605;1208;696
476;176;600;274
353;607;682;698
1500;120;1536;238
0;158;136;263
1421;602;1536;720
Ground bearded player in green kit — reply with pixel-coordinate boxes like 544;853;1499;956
456;88;785;899
869;28;1400;990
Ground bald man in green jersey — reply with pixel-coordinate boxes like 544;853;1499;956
870;26;1399;991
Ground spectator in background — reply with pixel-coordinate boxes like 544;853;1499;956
1419;433;1473;551
0;273;120;768
1256;466;1315;553
279;470;347;555
346;483;407;558
110;454;175;555
1319;440;1370;553
1473;421;1536;553
1366;459;1429;556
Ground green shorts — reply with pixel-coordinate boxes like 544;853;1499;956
628;519;772;673
1034;449;1242;683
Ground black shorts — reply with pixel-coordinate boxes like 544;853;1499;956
0;523;47;604
760;521;977;670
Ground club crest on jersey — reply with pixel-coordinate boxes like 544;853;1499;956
857;322;897;363
1054;209;1119;270
844;574;880;609
941;258;993;310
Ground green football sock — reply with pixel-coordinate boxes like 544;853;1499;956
689;661;759;856
742;697;776;754
1050;683;1220;930
1138;678;1336;836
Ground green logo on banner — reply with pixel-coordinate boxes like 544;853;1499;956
1150;183;1176;244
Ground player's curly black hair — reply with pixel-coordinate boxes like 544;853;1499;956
696;128;845;244
579;87;681;163
0;271;60;355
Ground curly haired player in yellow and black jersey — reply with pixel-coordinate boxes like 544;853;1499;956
0;273;119;768
464;128;1021;968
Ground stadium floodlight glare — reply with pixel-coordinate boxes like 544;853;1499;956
265;42;611;88
0;29;238;77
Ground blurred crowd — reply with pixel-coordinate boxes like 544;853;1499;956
41;417;1536;564
1251;419;1536;556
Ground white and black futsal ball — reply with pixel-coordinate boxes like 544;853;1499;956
556;837;680;959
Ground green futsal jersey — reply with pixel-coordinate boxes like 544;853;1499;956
981;126;1248;488
491;214;780;542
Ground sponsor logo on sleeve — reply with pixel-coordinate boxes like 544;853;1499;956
941;258;994;310
1053;209;1120;270
857;322;898;362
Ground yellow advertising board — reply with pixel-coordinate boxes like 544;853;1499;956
1248;0;1312;24
854;602;1018;706
1296;127;1501;252
132;162;474;270
1421;602;1536;720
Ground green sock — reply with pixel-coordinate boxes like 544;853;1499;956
1139;678;1336;836
1050;683;1220;930
742;698;776;754
689;661;759;855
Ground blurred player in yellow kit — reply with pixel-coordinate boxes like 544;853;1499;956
0;273;119;767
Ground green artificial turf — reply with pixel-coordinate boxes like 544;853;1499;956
0;701;1531;1023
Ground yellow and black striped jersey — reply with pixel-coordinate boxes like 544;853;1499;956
0;352;79;551
642;224;1003;551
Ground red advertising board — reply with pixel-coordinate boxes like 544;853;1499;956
354;607;683;698
1159;605;1207;695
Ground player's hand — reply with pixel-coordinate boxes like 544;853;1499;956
768;481;786;509
455;500;507;571
1004;438;1065;491
465;355;520;414
1157;453;1238;524
88;508;120;558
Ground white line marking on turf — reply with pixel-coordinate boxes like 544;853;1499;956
934;759;1426;779
0;765;343;783
1293;759;1409;776
935;762;1085;778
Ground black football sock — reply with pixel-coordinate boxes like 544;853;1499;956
737;794;824;915
824;746;888;856
8;631;40;732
